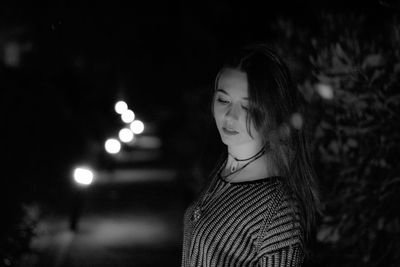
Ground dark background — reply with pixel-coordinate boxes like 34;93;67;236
1;1;399;266
1;0;389;190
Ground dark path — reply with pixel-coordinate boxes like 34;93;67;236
23;168;188;267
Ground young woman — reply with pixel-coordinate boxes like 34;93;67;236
181;44;321;266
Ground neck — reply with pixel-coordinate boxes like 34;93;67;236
224;143;265;176
222;144;280;182
227;142;263;160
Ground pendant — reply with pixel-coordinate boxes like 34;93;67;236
230;161;239;173
191;206;202;222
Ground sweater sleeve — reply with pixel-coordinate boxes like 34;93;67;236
257;194;305;267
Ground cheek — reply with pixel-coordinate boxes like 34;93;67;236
239;114;250;129
213;105;223;121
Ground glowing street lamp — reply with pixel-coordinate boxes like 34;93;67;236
114;100;128;114
119;128;134;143
73;167;94;186
121;109;135;124
105;138;121;154
70;166;94;231
130;120;144;134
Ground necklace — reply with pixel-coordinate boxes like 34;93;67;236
223;146;266;181
191;147;266;222
228;146;265;170
191;160;225;222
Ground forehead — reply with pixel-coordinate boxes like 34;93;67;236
217;68;248;97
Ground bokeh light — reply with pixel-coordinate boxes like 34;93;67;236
121;109;135;123
115;101;128;114
290;113;303;129
105;138;121;154
130;120;144;134
315;83;334;100
4;42;20;67
119;128;134;143
73;167;94;186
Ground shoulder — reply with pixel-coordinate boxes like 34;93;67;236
256;181;304;259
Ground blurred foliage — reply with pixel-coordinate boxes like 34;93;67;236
272;11;400;267
0;201;39;267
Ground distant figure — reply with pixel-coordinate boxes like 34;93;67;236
181;44;321;266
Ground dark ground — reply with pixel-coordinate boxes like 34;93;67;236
21;167;188;267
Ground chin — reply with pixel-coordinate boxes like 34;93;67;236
220;136;244;147
219;135;230;145
221;139;231;146
218;128;247;147
219;133;233;146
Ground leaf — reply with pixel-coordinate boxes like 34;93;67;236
384;94;400;106
329;141;340;155
362;54;385;69
369;69;385;83
347;138;358;148
393;62;400;73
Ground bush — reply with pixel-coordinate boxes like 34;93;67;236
271;12;400;266
0;201;39;267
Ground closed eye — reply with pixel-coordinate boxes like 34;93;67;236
217;98;230;104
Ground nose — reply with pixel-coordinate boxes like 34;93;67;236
225;103;241;121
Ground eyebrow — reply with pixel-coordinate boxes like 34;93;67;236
216;89;249;100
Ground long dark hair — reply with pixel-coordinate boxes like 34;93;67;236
212;44;321;256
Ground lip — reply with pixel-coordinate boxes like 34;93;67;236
222;127;239;135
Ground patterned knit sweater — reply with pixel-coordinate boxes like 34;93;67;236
181;174;304;267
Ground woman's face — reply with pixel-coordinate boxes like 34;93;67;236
213;68;263;150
